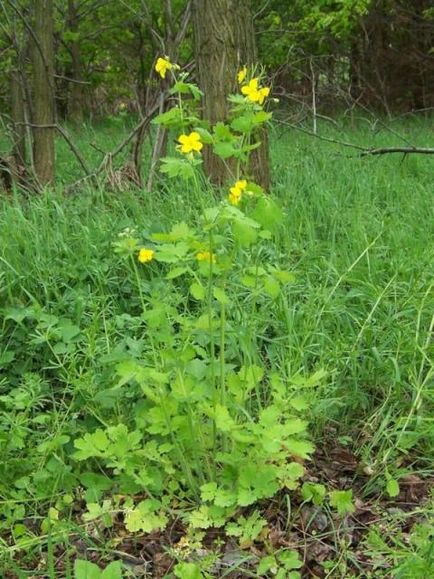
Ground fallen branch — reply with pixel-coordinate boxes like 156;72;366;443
277;119;366;151
361;147;434;156
277;119;434;157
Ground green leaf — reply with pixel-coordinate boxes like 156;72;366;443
301;482;326;505
0;350;15;368
257;555;277;575
190;282;205;300
189;505;213;528
263;276;281;298
329;489;355;515
289;396;310;411
238;464;280;505
115;359;145;386
214;404;235;432
278;549;303;570
290;368;328;388
200;482;217;502
3;306;34;324
284;438;314;459
272;269;296;284
74;559;101;579
386;477;400;498
155;242;190;263
152;221;193;242
170;81;203;100
74;429;110;460
159;157;200;179
174;562;203;579
254;110;273;124
194;127;213;144
280;462;305;488
241;274;256;288
101;561;123;579
252;197;283;232
37;434;70;454
214;141;239;159
237;487;258;507
213;122;233;141
230;113;256;133
166;266;188;279
230;111;272;133
124;500;167;533
240;142;260;154
83;501;110;522
214;488;238;507
213;287;230;304
232;220;258;247
240;364;264;389
57;319;81;342
152;107;184;127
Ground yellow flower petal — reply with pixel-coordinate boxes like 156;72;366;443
258;86;270;104
177;131;203;154
155;57;172;79
228;179;247;205
228;192;241;206
241;78;270;104
237;66;247;84
138;248;155;263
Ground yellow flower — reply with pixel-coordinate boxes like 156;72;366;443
237;66;247;84
228;179;247;205
241;78;270;104
177;131;203;154
196;250;216;264
155;56;173;79
138;248;155;263
258;86;270;104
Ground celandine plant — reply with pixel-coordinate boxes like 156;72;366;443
74;58;317;537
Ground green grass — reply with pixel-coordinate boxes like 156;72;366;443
1;117;433;576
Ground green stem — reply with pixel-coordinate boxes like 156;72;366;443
206;229;218;470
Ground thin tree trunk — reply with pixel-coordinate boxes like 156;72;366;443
32;0;55;185
192;0;270;188
67;0;85;123
10;69;27;168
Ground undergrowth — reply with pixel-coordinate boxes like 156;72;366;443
0;68;433;577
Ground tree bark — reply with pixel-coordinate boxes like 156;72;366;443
192;0;270;188
10;69;27;168
31;0;55;186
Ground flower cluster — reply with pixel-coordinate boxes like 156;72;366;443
229;180;247;206
152;58;270;217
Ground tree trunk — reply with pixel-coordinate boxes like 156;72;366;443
67;0;85;123
31;0;55;186
10;69;27;168
192;0;270;188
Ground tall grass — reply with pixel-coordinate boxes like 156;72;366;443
2;119;434;446
0;119;433;572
